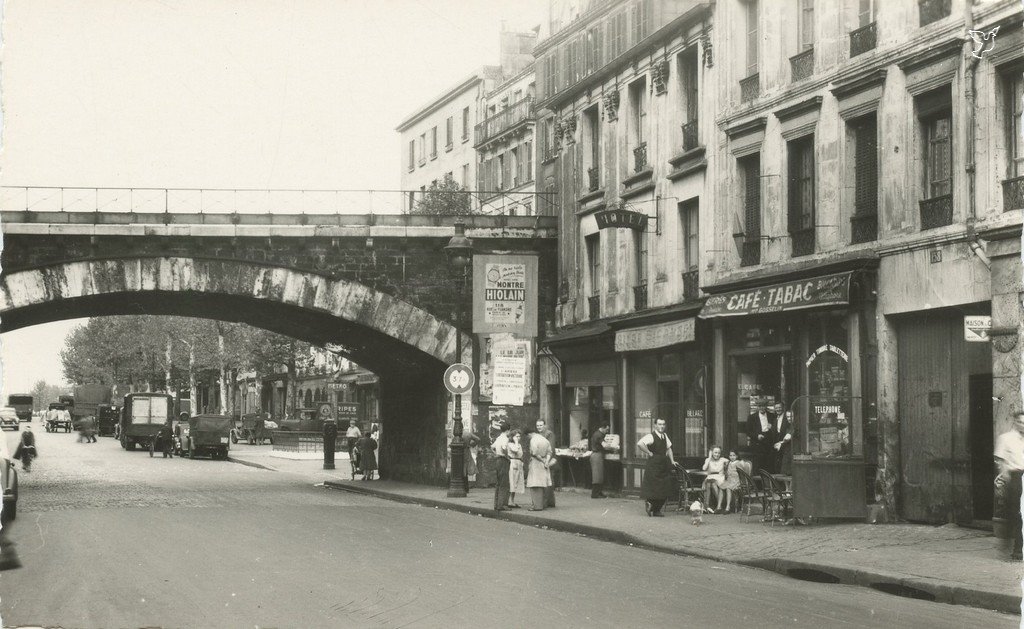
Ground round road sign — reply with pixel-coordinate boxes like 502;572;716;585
443;363;475;395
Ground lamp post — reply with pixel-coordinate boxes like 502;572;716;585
445;222;474;498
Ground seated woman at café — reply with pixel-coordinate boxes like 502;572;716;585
701;446;727;513
717;450;746;513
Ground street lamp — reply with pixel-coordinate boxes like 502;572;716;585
444;222;474;498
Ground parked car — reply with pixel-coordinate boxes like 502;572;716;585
184;415;231;460
0;408;19;432
0;434;17;523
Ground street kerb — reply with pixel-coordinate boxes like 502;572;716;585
323;480;1023;617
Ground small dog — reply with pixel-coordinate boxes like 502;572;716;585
690;500;704;525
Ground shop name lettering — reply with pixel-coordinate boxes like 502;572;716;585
595;209;648;230
725;282;815;312
485;287;525;301
814;405;842;414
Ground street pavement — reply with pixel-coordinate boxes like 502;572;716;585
0;423;1018;629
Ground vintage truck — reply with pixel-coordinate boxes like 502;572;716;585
120;393;172;451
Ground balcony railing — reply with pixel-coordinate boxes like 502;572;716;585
588;295;601;319
1002;176;1024;212
740;74;760;103
740;240;761;267
474;98;535;147
681;270;699;301
633;142;648;173
919;194;953;229
850;22;877;57
682;120;699;152
633;284;648;310
790;48;814;82
587;166;600;192
851;213;878;244
791;228;815;257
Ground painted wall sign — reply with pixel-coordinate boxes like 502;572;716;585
595;208;649;230
805;344;850;367
699;272;853;318
964;315;992;342
472;254;539;337
614;318;696;352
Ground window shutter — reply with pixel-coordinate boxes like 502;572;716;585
854;116;878;215
744;156;761;238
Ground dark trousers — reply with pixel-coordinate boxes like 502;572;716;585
494;458;510;509
1010;471;1023;557
648;498;667;514
591;483;603;498
544;486;556;508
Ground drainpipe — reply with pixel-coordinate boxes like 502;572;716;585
964;6;991;269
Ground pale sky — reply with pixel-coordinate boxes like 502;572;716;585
0;0;549;396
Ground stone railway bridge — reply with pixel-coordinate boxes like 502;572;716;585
0;211;558;483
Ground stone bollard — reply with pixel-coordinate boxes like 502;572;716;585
323;419;337;470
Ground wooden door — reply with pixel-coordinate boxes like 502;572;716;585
897;318;953;523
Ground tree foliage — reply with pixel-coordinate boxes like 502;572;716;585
411;175;472;216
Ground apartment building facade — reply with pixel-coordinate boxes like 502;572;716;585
707;0;1023;524
538;0;718;492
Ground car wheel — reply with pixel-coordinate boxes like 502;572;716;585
2;500;15;522
231;433;238;444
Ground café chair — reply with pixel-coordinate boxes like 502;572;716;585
673;465;704;512
735;465;767;522
759;469;793;526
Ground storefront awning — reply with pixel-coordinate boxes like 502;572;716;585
699;271;854;318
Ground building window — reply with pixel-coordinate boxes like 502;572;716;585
513;146;523;187
430;127;438;159
858;0;874;25
524;142;533;184
850;113;879;243
408;140;415;172
798;0;814;51
739;153;761;266
445;117;454;149
586;233;601;297
629;78;647;172
918;0;950;27
461;163;470;188
584;105;600;191
407;191;415;212
787;135;815;256
634;230;649;310
418;134;426;165
919;90;953;199
680;199;699;272
462;106;470;141
679;47;699;150
1007;74;1024;179
745;0;759;77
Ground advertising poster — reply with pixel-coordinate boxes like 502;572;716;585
491;339;528;406
472;254;538;337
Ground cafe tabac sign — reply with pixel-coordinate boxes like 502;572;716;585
699;272;853;318
595;207;648;230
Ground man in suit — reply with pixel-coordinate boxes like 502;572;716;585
772;403;793;475
536;419;557;507
746;400;778;473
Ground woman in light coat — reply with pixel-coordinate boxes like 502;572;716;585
525;428;553;511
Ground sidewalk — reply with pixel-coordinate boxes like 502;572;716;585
227;446;1023;616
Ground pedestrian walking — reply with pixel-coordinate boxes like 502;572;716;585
535;419;557;508
995;411;1024;561
356;432;377;481
525;427;553;511
637;418;676;517
463;429;481;482
507;429;525;508
589;423;610;498
490;421;511;511
13;425;37;472
345;421;362;474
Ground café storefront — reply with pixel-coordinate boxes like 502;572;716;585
701;269;876;519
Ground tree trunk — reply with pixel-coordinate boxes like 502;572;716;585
217;323;228;414
188;344;197;414
165;334;173;394
287;340;297;417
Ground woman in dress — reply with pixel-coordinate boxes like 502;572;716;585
637;418;676;517
356;432;378;480
701;446;727;513
507;429;525;508
717;450;743;513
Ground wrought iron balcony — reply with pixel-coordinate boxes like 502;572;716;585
681;270;699;301
849;22;877;57
790;48;814;83
791;228;815;257
740;74;760;103
1002;176;1024;212
633;284;648;310
473;98;535;147
740;240;760;267
682;120;699;152
588;295;601;319
851;213;878;244
919;194;953;229
587;166;600;192
633;142;648;173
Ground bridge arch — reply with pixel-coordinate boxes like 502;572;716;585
0;256;472;482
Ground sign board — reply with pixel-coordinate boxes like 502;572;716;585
443;363;475;395
472;255;539;337
317;403;334;421
964;315;992;342
336;402;359;421
595;208;649;231
700;272;853;318
491;341;528;406
805;344;850;367
614;319;695;352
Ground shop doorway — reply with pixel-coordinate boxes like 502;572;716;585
896;309;991;524
730;350;794;450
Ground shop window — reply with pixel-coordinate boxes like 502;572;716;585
630;351;705;461
569;385;620;445
799;313;858;458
